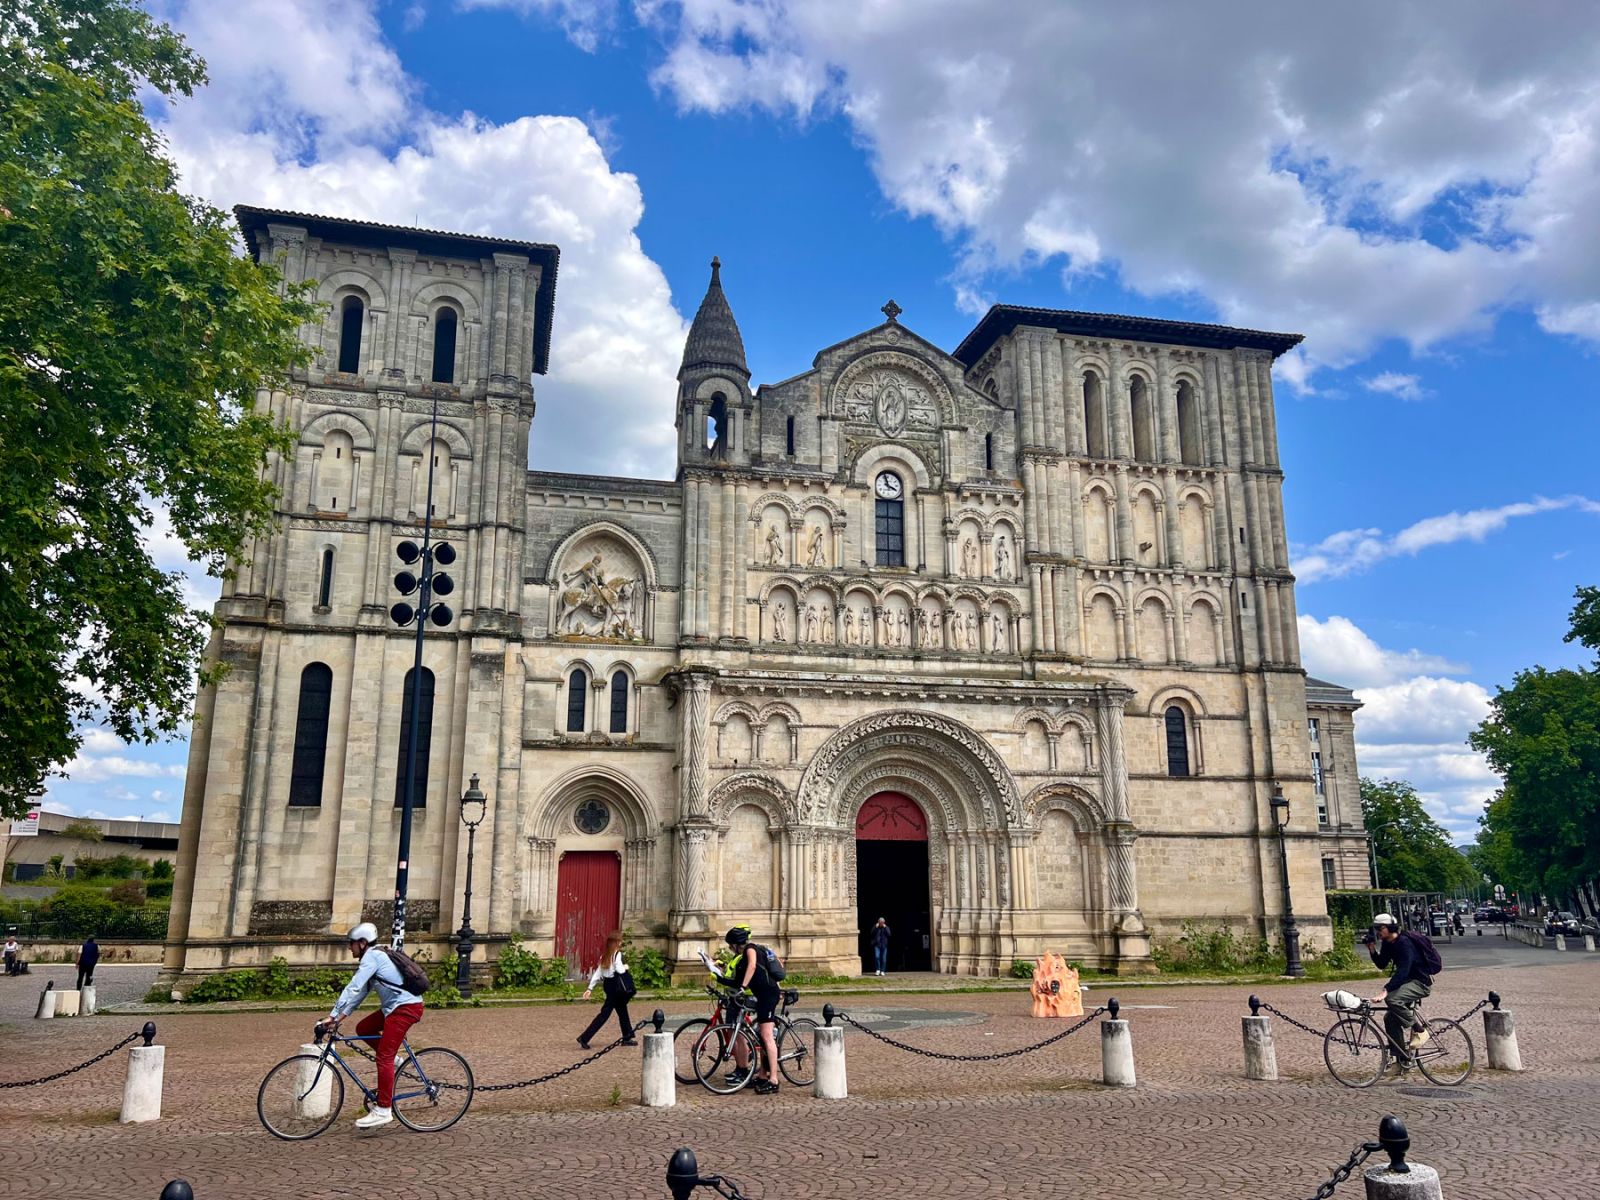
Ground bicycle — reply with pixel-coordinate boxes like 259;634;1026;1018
674;984;803;1085
687;986;819;1093
257;1022;475;1139
1321;998;1474;1088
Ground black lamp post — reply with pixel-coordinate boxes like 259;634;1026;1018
454;774;488;997
1270;784;1305;978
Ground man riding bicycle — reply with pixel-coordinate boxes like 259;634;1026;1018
713;926;782;1095
323;923;425;1129
1365;911;1433;1071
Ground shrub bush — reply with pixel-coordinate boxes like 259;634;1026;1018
186;970;260;1003
72;853;147;881
148;859;175;881
108;879;147;906
631;946;670;990
494;937;546;989
1009;958;1036;979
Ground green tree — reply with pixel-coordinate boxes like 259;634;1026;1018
1360;777;1477;893
0;1;313;816
1468;586;1600;897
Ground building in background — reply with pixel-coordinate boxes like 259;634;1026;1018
1304;678;1372;890
2;810;181;882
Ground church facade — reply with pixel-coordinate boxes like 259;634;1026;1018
162;207;1370;983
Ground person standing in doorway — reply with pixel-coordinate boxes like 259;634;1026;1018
577;931;637;1050
870;918;891;977
76;934;99;990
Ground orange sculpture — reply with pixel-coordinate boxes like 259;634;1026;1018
1030;952;1084;1018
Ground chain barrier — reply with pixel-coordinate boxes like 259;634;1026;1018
466;1018;650;1093
1256;996;1493;1040
0;1030;142;1090
1303;1140;1379;1200
833;1005;1106;1062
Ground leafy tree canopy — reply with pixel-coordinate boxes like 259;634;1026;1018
1359;777;1477;894
0;1;312;817
1469;586;1600;898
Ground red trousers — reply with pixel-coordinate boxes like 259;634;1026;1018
355;1003;423;1107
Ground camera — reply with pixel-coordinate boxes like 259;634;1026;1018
1358;929;1377;946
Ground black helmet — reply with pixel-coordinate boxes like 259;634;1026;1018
725;927;750;947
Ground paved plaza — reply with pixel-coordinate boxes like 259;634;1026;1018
1;950;1597;1200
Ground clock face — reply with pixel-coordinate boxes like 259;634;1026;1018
875;473;903;500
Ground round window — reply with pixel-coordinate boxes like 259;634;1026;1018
574;799;611;835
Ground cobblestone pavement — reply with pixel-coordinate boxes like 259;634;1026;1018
0;964;158;1025
2;960;1597;1200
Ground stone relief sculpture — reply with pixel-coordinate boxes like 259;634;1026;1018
772;599;788;642
805;525;826;568
554;545;642;639
995;536;1012;581
961;537;978;577
991;608;1006;652
896;609;910;647
803;603;820;643
950;612;966;651
765;524;785;565
841;606;856;645
967;611;979;650
915;607;930;645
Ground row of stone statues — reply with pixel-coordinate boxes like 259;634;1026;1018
772;601;1009;651
763;523;1013;581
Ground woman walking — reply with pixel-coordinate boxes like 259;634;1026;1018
577;931;637;1049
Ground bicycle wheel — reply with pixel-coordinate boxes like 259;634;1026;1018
692;1022;758;1094
1415;1018;1474;1086
393;1047;475;1132
1323;1016;1387;1088
673;1018;711;1085
777;1017;819;1087
258;1053;345;1140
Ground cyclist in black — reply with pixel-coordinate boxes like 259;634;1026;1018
718;926;782;1095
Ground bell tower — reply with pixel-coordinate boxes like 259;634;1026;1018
676;257;753;471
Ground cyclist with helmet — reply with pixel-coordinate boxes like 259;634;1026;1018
715;926;782;1094
322;923;426;1129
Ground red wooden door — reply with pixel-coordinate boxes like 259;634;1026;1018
554;851;621;977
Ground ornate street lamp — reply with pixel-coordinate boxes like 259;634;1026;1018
1271;784;1305;978
454;774;488;997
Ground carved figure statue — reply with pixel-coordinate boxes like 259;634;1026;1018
991;608;1006;651
961;537;978;577
772;600;788;642
841;606;856;645
928;608;944;647
803;603;820;643
915;607;929;644
805;525;826;568
967;611;979;649
765;523;785;565
555;552;639;638
995;536;1011;581
896;609;910;646
1030;953;1084;1019
950;611;966;651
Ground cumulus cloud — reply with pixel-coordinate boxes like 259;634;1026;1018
562;1;1600;382
1362;372;1428;401
1294;494;1600;583
1298;615;1466;689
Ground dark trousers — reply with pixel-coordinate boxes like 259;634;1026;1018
77;967;94;989
580;981;633;1046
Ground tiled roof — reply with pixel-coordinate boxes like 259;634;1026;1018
679;258;749;379
953;304;1304;367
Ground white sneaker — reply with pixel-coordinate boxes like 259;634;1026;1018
354;1106;394;1129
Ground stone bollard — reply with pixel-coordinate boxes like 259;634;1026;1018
1242;996;1278;1081
160;1182;195;1200
1101;997;1135;1087
1363;1116;1443;1200
641;1010;674;1108
294;1044;334;1119
81;985;97;1016
55;988;81;1017
1555;934;1567;951
1586;934;1596;952
1482;993;1523;1072
36;981;57;1020
814;1004;847;1100
121;1023;163;1124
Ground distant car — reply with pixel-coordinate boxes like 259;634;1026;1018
1475;906;1509;923
1545;912;1581;937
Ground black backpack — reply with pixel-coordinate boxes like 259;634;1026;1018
1405;931;1443;977
751;942;786;982
378;948;432;996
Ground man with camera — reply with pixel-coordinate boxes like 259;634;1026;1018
1362;912;1436;1071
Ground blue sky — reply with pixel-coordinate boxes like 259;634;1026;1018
39;1;1600;840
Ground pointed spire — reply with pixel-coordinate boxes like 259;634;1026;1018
680;256;748;380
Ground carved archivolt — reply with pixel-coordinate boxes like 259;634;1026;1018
706;772;795;827
711;700;761;728
398;418;474;457
1022;782;1108;831
830;349;956;430
300;409;377;450
525;765;658;841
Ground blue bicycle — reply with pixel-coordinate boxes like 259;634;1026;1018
257;1022;474;1139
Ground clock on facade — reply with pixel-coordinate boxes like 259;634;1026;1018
874;472;903;500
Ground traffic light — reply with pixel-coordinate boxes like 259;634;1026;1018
391;540;457;629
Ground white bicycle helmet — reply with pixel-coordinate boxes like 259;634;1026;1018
347;922;379;944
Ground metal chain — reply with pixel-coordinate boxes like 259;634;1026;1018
0;1031;142;1090
1305;1141;1378;1200
1256;1001;1327;1039
1452;998;1490;1024
472;1019;650;1092
834;1006;1106;1062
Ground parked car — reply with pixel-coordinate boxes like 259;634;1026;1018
1475;906;1509;923
1545;912;1581;937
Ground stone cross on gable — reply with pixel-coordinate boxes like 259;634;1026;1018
881;299;902;324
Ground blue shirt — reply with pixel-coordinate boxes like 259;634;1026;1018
331;947;425;1018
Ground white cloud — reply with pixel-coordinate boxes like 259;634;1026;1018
59;754;187;784
1294;494;1600;582
597;1;1600;381
1361;372;1428;401
1352;677;1493;745
1298;615;1465;688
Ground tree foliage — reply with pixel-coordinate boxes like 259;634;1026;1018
0;0;312;816
1359;777;1477;893
1469;586;1600;897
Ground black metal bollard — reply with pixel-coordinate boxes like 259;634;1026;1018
667;1148;700;1200
822;1002;836;1027
1377;1115;1410;1173
1248;993;1261;1016
1489;990;1501;1011
159;1182;194;1200
142;1021;157;1047
1107;996;1120;1020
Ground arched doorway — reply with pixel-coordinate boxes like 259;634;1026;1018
856;792;932;972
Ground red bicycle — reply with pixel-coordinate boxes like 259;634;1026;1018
673;984;813;1089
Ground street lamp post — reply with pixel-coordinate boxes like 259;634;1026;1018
1365;821;1402;891
1270;785;1305;978
454;775;488;998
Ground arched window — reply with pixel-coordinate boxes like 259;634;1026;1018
984;432;994;472
289;663;333;807
566;668;588;733
609;669;629;733
785;415;795;457
1083;372;1107;457
337;296;364;374
1176;379;1202;465
1164;706;1191;778
431;307;457;384
1130;375;1157;461
873;471;905;567
707;392;728;457
317;547;334;608
394;667;435;807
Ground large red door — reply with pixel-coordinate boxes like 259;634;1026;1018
554;851;621;977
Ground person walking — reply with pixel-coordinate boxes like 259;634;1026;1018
870;918;891;976
3;932;18;977
577;931;637;1050
1366;912;1434;1072
322;923;426;1130
76;934;100;990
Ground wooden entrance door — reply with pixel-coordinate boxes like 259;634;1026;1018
554;851;621;977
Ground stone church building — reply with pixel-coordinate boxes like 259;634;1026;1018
162;207;1371;983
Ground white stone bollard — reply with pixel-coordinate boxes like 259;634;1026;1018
81;985;96;1016
54;988;81;1017
1363;1162;1444;1199
640;1029;675;1108
813;1023;847;1099
294;1044;334;1119
1242;1013;1278;1081
36;984;57;1020
1483;1007;1523;1072
1101;1000;1135;1087
1586;934;1596;952
1555;934;1567;951
120;1045;165;1123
